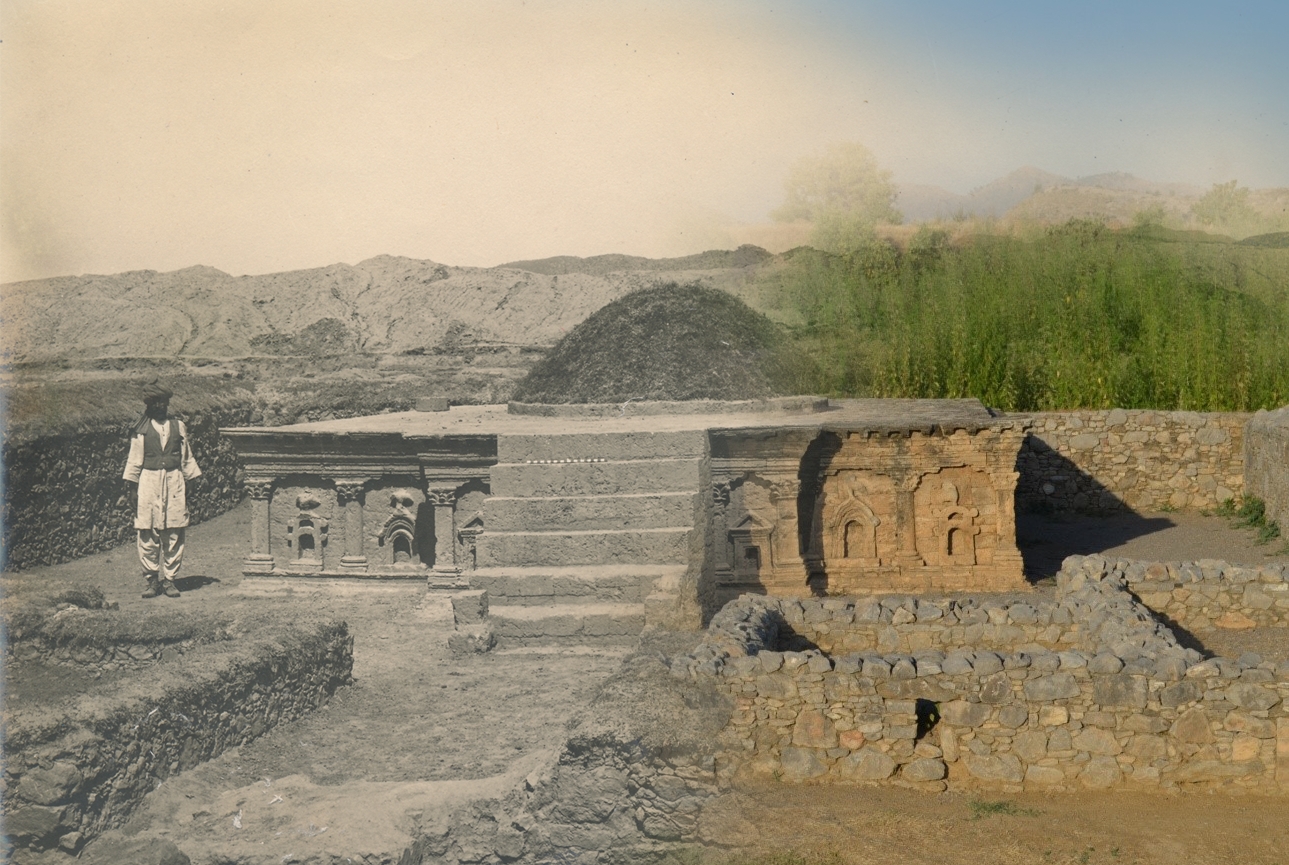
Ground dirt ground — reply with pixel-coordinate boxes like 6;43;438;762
4;503;1288;863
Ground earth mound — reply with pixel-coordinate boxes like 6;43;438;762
511;283;791;404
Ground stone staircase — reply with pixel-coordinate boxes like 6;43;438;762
471;430;709;648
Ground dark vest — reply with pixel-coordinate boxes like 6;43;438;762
141;420;182;471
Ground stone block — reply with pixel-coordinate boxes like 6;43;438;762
1093;675;1148;709
16;762;83;806
1072;728;1122;756
901;758;947;782
1171;707;1214;744
1023;672;1080;701
1225;683;1281;712
791;710;838;749
837;747;896;781
450;590;489;626
963;753;1024;783
941;700;991;728
1079;755;1122;788
4;805;68;847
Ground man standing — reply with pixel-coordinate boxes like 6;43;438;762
123;380;202;598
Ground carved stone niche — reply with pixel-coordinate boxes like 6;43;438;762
727;513;772;583
457;511;484;571
286;491;329;573
377;487;428;570
813;470;897;573
914;467;993;568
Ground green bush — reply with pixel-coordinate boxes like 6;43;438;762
769;224;1289;412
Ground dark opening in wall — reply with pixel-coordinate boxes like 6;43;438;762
915;698;941;740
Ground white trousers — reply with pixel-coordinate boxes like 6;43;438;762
138;528;185;581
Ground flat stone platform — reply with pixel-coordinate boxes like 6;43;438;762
250;397;1005;438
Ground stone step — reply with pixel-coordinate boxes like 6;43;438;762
488;458;704;498
497;430;709;463
476;527;692;568
470;564;685;605
483;491;699;532
488;603;647;647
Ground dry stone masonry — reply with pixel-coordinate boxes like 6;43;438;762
675;555;1289;794
1245;404;1289;529
1017;409;1248;513
2;622;353;856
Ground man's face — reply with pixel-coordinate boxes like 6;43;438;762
147;398;170;418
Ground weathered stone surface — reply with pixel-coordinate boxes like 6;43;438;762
941;700;991;728
551;766;629;823
963;753;1023;783
780;747;828;780
1012;730;1048;763
81;833;192;865
902;758;947;782
17;762;82;806
1214;611;1257;630
838;748;896;781
1171;707;1215;744
1023;672;1080;701
791;710;838;749
1072;728;1122;756
1079;756;1122;788
5;805;68;846
1093;675;1148;709
1225;683;1281;712
838;729;867;750
1024;765;1065;785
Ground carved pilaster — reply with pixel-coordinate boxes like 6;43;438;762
333;479;369;571
243;477;275;574
426;486;459;573
892;473;924;566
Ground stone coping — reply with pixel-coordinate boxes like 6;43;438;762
506;396;830;417
224;397;1019;438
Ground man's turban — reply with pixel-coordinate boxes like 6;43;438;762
142;380;173;403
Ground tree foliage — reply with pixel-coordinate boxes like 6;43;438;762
1191;181;1258;229
772;142;901;254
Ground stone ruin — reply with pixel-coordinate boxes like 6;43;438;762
221;396;1031;633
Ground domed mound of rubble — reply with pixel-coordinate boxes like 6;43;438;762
511;283;791;404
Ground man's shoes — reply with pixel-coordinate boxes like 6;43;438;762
162;581;181;598
142;580;160;599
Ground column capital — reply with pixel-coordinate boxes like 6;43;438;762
333;479;368;504
244;478;274;500
426;487;457;506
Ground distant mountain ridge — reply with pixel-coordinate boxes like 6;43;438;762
3;252;771;363
897;167;1206;222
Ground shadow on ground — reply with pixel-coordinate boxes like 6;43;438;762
1018;512;1178;582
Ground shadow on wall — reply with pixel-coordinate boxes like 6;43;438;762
1015;432;1177;582
1015;433;1131;515
798;431;844;597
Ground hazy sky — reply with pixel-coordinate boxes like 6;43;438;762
3;0;1286;283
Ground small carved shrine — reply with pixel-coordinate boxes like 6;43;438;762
223;397;1030;609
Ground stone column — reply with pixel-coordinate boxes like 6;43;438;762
335;480;369;572
426;487;459;573
243;478;276;575
892;474;925;568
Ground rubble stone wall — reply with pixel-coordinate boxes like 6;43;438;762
1245;406;1289;529
676;556;1289;794
2;622;353;856
2;408;253;570
1116;560;1289;633
1016;410;1248;513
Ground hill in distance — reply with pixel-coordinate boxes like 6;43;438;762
2;251;776;363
